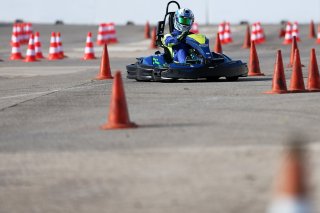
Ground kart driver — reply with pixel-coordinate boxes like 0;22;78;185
163;8;194;63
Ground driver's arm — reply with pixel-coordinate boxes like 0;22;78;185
163;34;179;47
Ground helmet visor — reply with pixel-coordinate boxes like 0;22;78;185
178;17;192;26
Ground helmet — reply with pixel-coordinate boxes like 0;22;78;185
173;8;194;32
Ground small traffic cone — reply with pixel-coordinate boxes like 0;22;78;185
316;25;320;44
268;143;311;213
96;44;113;80
248;41;264;76
56;32;66;59
289;49;307;93
307;48;320;92
242;25;251;49
9;31;23;60
150;27;157;49
101;71;137;130
83;32;97;60
287;36;298;68
223;22;232;44
96;23;106;46
283;22;292;45
190;22;200;34
24;34;38;62
10;24;19;46
264;50;288;94
144;21;151;39
214;33;222;53
256;22;265;44
292;22;301;42
279;26;286;38
218;22;225;44
251;23;257;43
34;32;45;59
309;20;316;39
48;32;60;60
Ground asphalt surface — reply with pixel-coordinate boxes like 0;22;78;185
0;23;320;213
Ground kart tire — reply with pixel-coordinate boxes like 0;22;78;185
206;77;220;82
226;76;239;81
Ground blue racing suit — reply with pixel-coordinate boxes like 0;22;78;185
163;29;190;63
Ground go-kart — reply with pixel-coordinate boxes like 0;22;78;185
126;1;248;82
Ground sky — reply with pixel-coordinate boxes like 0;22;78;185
1;0;319;25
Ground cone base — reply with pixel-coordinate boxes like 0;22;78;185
48;55;61;60
97;41;106;46
10;55;24;60
82;57;97;60
308;88;320;92
283;41;292;45
101;122;138;130
96;75;113;80
24;58;38;62
264;90;288;94
248;72;265;76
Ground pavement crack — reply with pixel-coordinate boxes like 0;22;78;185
0;81;95;112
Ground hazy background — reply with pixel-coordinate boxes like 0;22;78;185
1;0;320;25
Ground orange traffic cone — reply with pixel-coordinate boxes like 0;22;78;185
144;21;151;39
316;25;320;44
96;23;106;46
9;29;23;60
268;144;311;213
279;26;286;38
251;23;257;43
307;48;320;92
289;49;307;93
264;50;288;94
10;24;20;46
287;36;298;68
242;25;251;49
309;20;316;39
218;22;225;44
56;32;66;59
101;71;137;130
150;27;157;49
48;32;60;60
248;41;264;76
283;22;292;45
83;32;97;60
292;22;301;42
214;33;222;53
96;44;113;80
34;32;44;59
256;22;266;44
223;22;232;44
24;34;38;62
